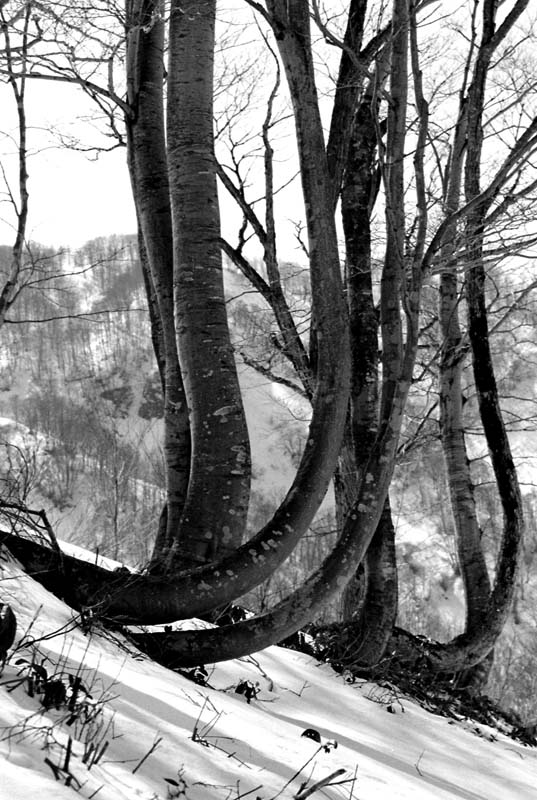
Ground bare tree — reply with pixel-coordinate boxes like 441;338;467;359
3;0;351;628
3;0;537;675
0;1;37;322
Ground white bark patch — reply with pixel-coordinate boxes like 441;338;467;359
284;524;294;533
231;444;248;464
213;405;237;417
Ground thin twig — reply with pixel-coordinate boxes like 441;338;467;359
131;735;162;774
270;745;325;800
294;768;346;799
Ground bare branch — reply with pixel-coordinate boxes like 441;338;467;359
239;351;308;399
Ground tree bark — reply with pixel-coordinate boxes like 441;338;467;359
338;67;398;665
128;404;409;666
121;0;415;664
437;61;492;636
165;0;251;567
413;0;527;673
439;265;493;655
339;501;397;666
325;0;368;208
5;0;352;626
125;0;191;564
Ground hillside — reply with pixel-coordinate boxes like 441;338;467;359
1;545;537;800
1;235;537;722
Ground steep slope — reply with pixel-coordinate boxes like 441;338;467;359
1;545;536;800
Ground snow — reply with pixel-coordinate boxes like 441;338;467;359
1;545;537;800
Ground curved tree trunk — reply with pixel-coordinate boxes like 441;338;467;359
439;254;492;688
125;0;191;565
409;0;526;674
123;0;415;665
439;280;493;638
463;2;524;648
334;0;527;679
438;88;492;637
164;0;251;567
127;0;523;667
129;396;411;666
4;0;352;625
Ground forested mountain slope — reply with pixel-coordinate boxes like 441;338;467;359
1;235;537;720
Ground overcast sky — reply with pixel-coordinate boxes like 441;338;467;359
0;5;324;263
0;78;137;249
0;78;306;261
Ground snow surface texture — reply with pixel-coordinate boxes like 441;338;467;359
1;546;536;800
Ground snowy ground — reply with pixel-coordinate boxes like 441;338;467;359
1;546;536;800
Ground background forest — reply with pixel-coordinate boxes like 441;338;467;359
1;0;537;732
2;233;537;721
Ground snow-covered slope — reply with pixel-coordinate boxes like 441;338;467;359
1;546;536;800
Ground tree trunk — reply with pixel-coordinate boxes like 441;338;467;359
340;500;398;667
0;3;31;325
124;0;523;666
121;0;414;664
338;71;398;665
410;0;527;674
438;88;492;636
125;0;191;565
4;0;352;625
165;0;251;567
439;288;493;637
128;406;409;666
325;0;368;207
